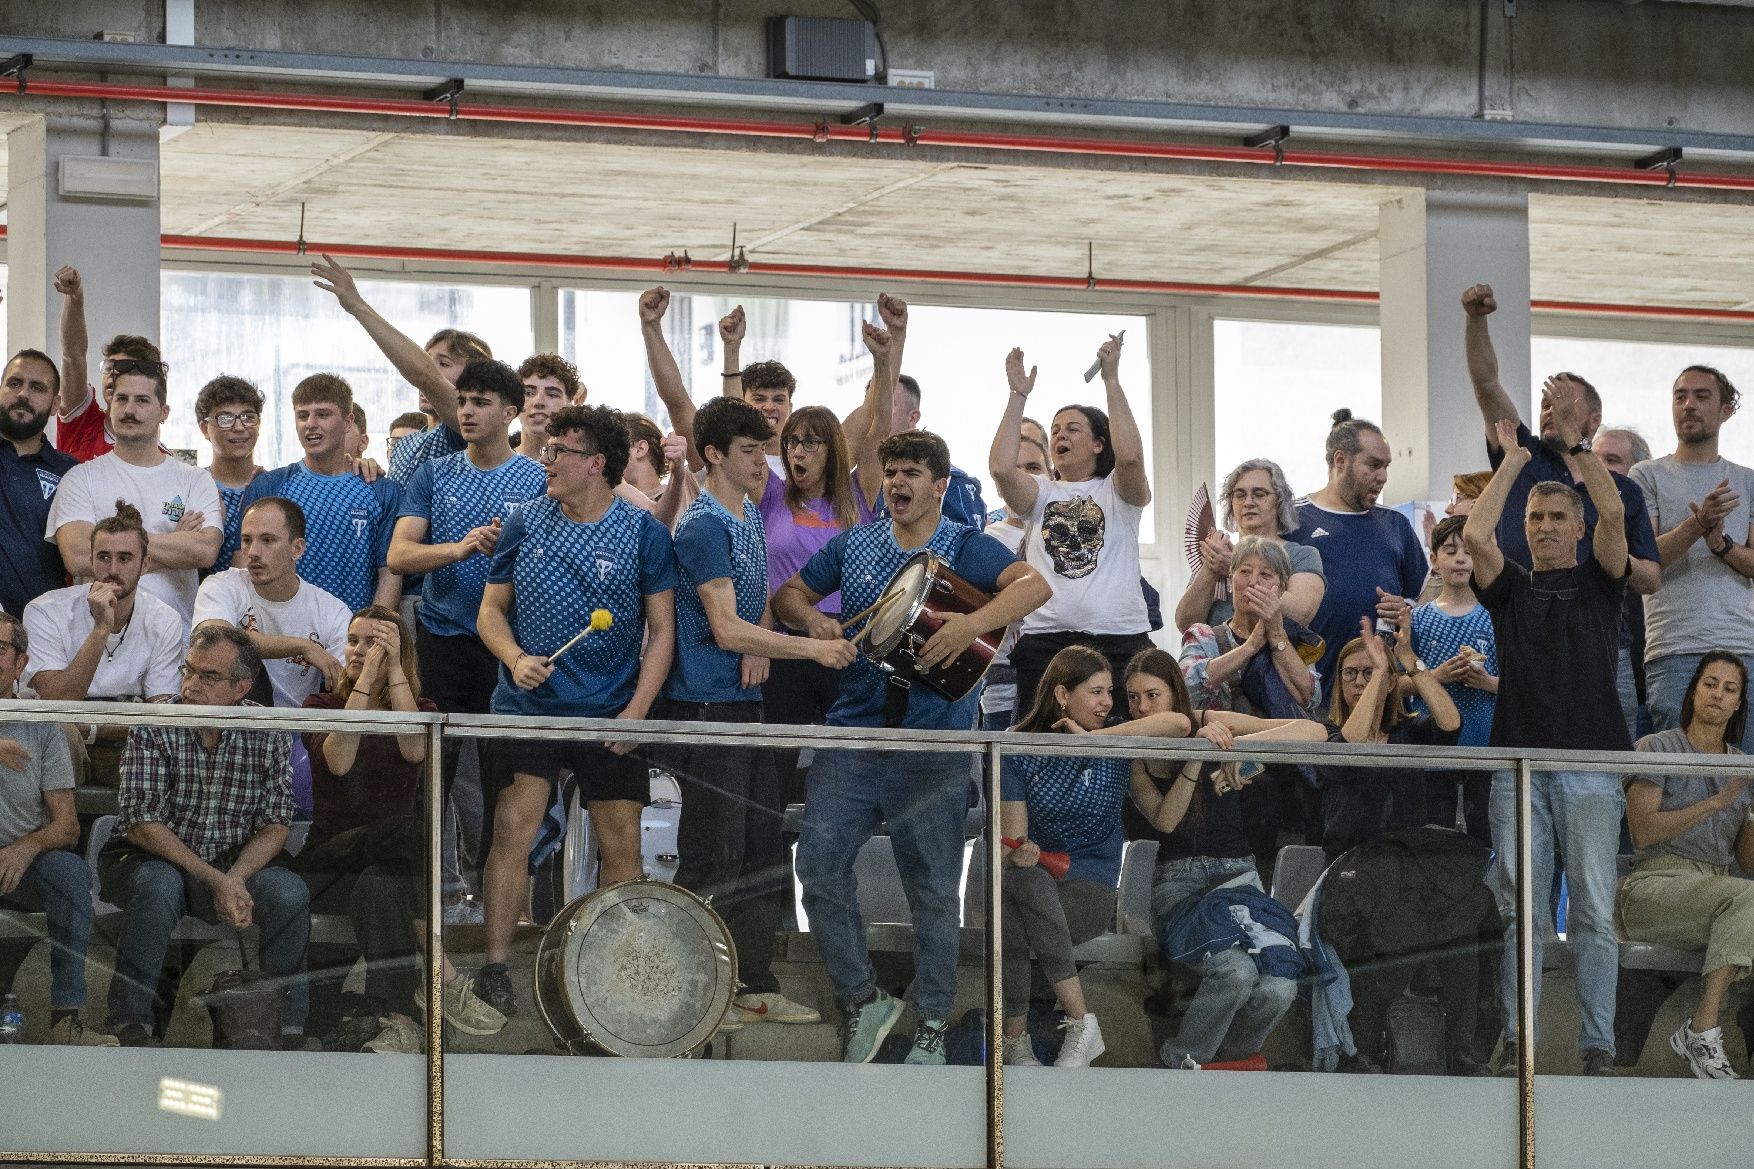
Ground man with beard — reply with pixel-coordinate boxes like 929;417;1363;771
0;350;76;615
1289;410;1429;692
773;429;1049;1065
240;374;403;613
46;361;222;627
1630;366;1754;749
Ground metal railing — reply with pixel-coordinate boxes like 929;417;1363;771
5;699;1751;1169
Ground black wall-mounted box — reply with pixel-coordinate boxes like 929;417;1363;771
768;15;876;83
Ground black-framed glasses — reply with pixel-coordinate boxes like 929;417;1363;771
105;358;169;378
782;436;826;454
538;442;594;463
206;410;260;430
1339;666;1377;683
177;663;233;686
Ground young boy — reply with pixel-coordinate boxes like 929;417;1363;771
1410;514;1499;841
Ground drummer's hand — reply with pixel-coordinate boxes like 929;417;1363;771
811;638;858;669
511;651;554;691
915;613;983;671
740;654;771;688
803;612;841;641
605;703;646;755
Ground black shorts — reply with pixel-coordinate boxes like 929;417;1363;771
485;736;650;806
416;625;499;716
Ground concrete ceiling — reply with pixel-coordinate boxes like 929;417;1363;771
4;119;1753;310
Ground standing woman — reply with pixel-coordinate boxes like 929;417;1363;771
296;606;505;1050
991;337;1153;712
1175;458;1325;633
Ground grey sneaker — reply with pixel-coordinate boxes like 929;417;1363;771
904;1017;949;1065
471;963;519;1018
1581;1048;1616;1076
1002;1033;1043;1067
839;989;904;1064
1670;1020;1738;1080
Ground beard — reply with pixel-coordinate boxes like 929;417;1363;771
0;405;48;443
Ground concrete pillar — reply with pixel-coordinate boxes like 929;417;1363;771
1378;190;1530;505
7;114;161;366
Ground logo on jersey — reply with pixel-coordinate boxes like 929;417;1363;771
593;551;618;582
163;495;187;524
348;507;370;540
1308;526;1330;539
36;469;62;500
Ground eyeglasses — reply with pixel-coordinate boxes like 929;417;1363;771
206;410;260;430
177;664;234;686
1230;488;1275;501
105;358;169;378
1339;666;1377;683
782;436;826;454
538;442;594;463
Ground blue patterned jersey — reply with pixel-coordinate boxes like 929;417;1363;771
666;491;767;704
389;424;466;485
240;463;402;613
1410;600;1499;748
800;516;1017;729
486;495;677;718
1001;753;1130;886
210;477;249;577
401;451;547;638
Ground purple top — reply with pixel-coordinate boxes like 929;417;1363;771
760;469;873;615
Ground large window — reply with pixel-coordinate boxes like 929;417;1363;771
563;288;1152;531
161;271;533;467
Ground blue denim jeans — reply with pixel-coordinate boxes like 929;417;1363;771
1646;652;1754;753
795;748;969;1020
106;858;311;1033
0;848;96;1009
1487;769;1624;1056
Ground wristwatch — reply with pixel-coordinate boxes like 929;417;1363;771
1568;439;1592;455
1711;537;1736;558
1271;638;1289;653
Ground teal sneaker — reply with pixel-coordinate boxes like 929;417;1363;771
903;1017;949;1065
840;989;904;1064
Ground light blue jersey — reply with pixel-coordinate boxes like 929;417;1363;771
667;491;767;704
401;450;547;637
389;424;465;485
240;462;401;612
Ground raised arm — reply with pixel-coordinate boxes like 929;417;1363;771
1462;283;1522;453
1546;375;1626;578
852;313;901;505
54;266;89;417
312;254;460;432
988;348;1041;518
653;434;698;529
717;305;745;401
639;287;703;472
1097;334;1150;507
1462;419;1526;590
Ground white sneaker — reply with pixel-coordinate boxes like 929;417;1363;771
1002;1033;1043;1066
1671;1019;1739;1080
730;991;821;1025
1054;1013;1105;1068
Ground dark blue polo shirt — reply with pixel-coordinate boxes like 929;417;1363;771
0;439;76;615
1489;422;1659;570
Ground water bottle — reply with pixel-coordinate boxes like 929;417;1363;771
0;993;23;1043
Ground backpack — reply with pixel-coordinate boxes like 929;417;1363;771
201;933;286;1050
1385;993;1447;1075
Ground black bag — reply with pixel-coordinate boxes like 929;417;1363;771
1385;993;1447;1075
203;932;286;1050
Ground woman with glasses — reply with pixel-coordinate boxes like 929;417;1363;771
295;605;506;1051
1175;458;1325;634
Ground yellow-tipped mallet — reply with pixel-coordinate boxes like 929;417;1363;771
547;608;614;664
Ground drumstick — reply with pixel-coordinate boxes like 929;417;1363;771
838;580;910;633
546;608;613;665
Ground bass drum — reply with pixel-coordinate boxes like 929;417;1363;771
534;877;738;1058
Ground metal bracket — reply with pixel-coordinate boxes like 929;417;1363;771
1636;145;1682;188
811;120;831;144
1;53;30;93
663;250;692;273
728;223;749;274
295;201;308;255
841;101;885;143
423;77;464;119
901;122;922;147
1085;241;1098;292
1245;124;1290;165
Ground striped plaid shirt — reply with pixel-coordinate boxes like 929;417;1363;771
116;701;297;864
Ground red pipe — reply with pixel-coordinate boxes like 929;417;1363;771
4;225;1750;322
11;76;1754;193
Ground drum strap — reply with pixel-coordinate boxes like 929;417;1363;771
882;657;916;728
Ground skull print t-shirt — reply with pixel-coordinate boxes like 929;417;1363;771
1019;472;1148;636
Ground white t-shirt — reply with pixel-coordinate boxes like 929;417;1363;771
1019;472;1149;636
45;451;223;626
193;568;351;708
21;584;184;700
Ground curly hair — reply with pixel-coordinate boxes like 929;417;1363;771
547;404;632;487
518;352;582;401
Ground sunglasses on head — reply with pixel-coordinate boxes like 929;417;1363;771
106;358;168;378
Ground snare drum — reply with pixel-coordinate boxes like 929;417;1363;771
862;551;1000;702
534;877;737;1057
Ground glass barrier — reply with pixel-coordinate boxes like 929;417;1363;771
0;700;435;1163
438;717;989;1169
995;735;1518;1169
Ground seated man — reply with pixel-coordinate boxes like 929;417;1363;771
0;612;117;1046
100;625;309;1047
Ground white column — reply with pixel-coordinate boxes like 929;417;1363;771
7;113;161;365
1378;190;1530;505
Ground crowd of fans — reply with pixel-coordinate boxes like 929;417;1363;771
0;264;1748;1082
